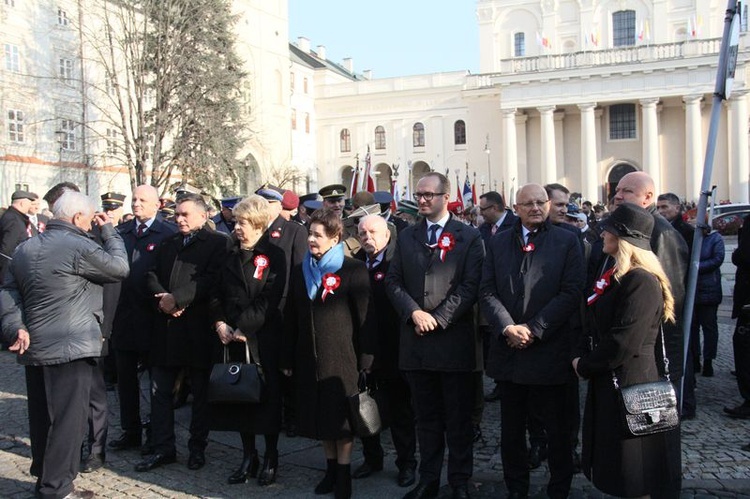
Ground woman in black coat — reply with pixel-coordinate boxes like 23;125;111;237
209;195;286;486
281;208;374;499
572;203;681;498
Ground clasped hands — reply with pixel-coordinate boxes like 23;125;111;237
155;292;184;317
504;324;535;349
411;310;438;336
215;322;247;345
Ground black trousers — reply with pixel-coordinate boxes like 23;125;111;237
83;358;108;456
361;374;417;471
115;349;149;436
150;365;210;455
498;381;572;499
406;370;474;487
734;317;750;401
26;360;93;499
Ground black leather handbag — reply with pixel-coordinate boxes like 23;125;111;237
208;340;264;404
614;326;679;436
348;372;382;437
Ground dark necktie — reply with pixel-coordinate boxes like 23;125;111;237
183;234;193;246
491;224;498;236
137;223;147;237
428;225;439;246
368;256;376;270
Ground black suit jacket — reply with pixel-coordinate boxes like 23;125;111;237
0;206;30;277
478;211;518;244
146;226;230;368
385;215;484;372
111;216;178;352
262;215;308;310
480;219;584;384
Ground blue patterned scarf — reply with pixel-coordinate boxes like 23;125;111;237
302;242;345;300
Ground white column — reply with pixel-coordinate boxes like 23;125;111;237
683;95;703;201
554;111;566;183
729;91;750;203
538;105;557;184
578;102;598;203
502;108;518;202
516;113;529;186
640;98;661;194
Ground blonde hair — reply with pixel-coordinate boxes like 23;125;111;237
232;195;272;230
613;239;675;323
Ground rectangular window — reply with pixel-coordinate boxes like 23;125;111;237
5;0;15;6
60;119;76;150
290;72;295;92
609;104;636;140
8;109;24;143
5;44;20;73
58;9;69;26
291;109;297;130
106;128;118;155
514;33;525;57
59;58;73;80
613;10;636;47
743;4;748;32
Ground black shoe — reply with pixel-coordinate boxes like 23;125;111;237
682;413;696;420
108;432;141;450
286;422;297;438
315;458;337;494
703;359;714;377
528;444;548;470
742;442;750;452
484;384;501;402
352;461;383;479
403;480;440;499
258;450;278;487
135;452;176;472
507;492;528;499
397;465;417;487
572;450;581;474
472;424;482;443
724;404;750;419
80;453;105;473
61;488;95;499
452;484;471;499
335;463;351;499
187;450;206;470
228;451;260;484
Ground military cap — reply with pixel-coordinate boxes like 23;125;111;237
319;184;347;200
299;193;319;204
101;191;126;210
220;196;242;209
12;190;38;201
255;184;284;202
396;199;419;216
373;191;393;205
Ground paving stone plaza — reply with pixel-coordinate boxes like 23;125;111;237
1;241;750;498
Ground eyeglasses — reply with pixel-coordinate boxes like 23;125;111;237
516;200;549;209
478;205;497;212
413;192;445;202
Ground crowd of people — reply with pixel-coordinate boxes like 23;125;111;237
0;170;745;499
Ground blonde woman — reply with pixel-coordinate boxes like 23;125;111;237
572;202;681;498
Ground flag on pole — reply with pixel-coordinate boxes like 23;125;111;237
349;156;360;197
363;146;375;193
390;176;399;213
462;175;474;209
472;174;478;205
455;173;464;209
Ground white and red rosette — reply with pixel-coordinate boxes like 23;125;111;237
522;242;535;253
253;254;269;280
271;230;281;239
38;222;46;233
587;266;616;305
374;271;385;281
146;243;156;252
437;232;455;262
321;273;341;302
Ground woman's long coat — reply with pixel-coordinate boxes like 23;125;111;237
576;267;681;498
281;256;374;440
209;239;286;434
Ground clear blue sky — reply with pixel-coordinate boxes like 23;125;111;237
287;0;479;78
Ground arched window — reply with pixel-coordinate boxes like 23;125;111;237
454;120;466;145
303;77;309;94
413;122;425;147
340;128;351;152
291;109;297;130
514;33;525;57
374;125;386;149
304;113;310;133
612;10;636;47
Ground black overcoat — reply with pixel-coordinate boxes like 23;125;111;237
281;255;375;440
385;216;484;372
146;226;230;368
480;220;584;384
262;215;308;310
0;206;30;277
111;216;178;352
576;268;681;498
209;239;286;434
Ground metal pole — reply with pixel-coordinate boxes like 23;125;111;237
681;0;738;411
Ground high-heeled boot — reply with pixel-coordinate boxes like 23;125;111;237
314;458;337;494
258;449;278;486
227;450;260;484
335;463;351;499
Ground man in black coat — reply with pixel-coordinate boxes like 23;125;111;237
480;183;584;499
612;173;688;383
0;190;36;277
727;213;750;419
135;193;229;473
352;215;417;487
109;185;177;454
386;172;484;499
657;192;694;255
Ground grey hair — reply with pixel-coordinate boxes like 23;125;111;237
52;191;97;220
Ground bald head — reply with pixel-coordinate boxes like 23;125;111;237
513;183;550;230
132;184;160;222
614;172;655;208
357;214;390;257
